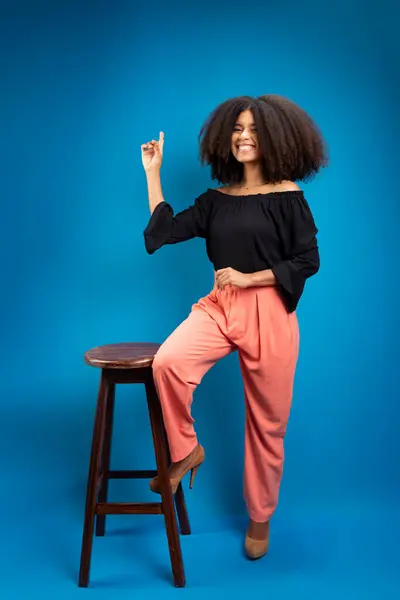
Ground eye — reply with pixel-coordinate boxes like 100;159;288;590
233;126;242;132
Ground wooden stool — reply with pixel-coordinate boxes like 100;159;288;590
78;342;190;588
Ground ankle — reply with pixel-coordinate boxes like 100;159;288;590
171;443;200;465
248;518;270;540
174;445;197;465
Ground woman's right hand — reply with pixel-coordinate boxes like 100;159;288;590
141;131;164;172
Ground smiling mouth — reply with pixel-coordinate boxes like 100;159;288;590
237;145;255;151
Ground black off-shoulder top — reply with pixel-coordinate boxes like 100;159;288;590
143;188;320;312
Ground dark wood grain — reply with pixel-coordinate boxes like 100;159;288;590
78;343;190;589
96;502;162;515
85;342;160;369
146;379;186;588
95;381;116;537
108;469;157;479
175;483;191;536
162;427;191;536
78;371;109;587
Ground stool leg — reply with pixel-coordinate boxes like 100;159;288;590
145;379;186;588
78;370;109;587
162;434;191;536
96;381;116;537
174;483;191;536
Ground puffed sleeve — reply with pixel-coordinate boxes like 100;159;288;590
143;191;211;254
271;193;320;312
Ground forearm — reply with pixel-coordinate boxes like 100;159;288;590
146;170;165;214
247;269;277;287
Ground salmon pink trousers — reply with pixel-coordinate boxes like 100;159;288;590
152;283;300;523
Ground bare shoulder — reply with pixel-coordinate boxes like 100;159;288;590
275;181;302;192
213;185;232;194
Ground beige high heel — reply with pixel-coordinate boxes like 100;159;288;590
189;463;201;489
245;520;270;559
149;444;205;494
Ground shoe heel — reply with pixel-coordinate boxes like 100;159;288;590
189;464;200;489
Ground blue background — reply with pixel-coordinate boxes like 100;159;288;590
1;0;399;598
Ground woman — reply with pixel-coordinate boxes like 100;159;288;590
141;94;328;559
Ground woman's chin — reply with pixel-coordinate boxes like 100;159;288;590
234;155;261;165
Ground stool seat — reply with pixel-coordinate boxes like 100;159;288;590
84;342;160;369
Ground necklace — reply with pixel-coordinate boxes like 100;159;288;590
240;181;268;190
231;181;268;195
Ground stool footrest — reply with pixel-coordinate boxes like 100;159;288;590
96;502;162;515
108;469;157;479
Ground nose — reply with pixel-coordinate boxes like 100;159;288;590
238;128;251;139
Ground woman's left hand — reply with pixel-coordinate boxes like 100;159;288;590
215;267;252;289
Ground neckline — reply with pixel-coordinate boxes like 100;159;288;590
209;187;304;198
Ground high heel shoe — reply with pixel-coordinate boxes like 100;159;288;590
149;444;205;494
245;520;270;559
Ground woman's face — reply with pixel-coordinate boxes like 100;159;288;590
231;109;261;164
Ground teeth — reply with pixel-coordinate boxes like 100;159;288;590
238;145;254;150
